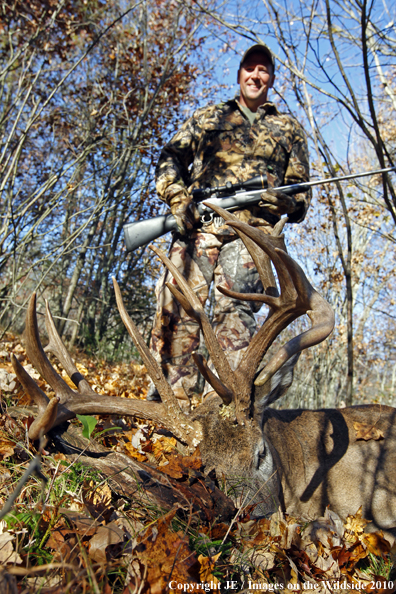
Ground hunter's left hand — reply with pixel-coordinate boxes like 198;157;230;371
260;189;297;216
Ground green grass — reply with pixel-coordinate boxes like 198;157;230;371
358;551;394;581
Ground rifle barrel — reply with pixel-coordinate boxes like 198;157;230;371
289;165;396;192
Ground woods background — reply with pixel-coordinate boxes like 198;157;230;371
1;0;395;410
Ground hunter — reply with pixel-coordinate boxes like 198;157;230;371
147;43;311;404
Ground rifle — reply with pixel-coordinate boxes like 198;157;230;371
123;166;396;252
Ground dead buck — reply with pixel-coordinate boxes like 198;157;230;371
11;205;396;537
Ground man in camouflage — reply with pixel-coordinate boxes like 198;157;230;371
148;43;311;404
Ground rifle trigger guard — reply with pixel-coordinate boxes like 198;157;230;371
200;212;214;224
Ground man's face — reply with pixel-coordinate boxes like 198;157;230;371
237;51;275;112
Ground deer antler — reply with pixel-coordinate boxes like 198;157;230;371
43;300;96;395
203;201;286;298
12;290;202;447
226;222;334;391
154;204;334;423
210;211;334;419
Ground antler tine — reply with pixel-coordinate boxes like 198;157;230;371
255;253;335;386
24;294;81;400
14;291;202;446
205;202;280;297
242;251;332;383
11;354;49;413
214;218;321;308
165;283;199;320
28;397;60;441
112;277;203;447
113;278;192;418
149;245;242;410
192;353;233;405
226;221;296;300
216;285;278;306
44;300;96;395
164;282;235;403
11;355;76;439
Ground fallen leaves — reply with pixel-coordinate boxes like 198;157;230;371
126;509;200;594
82;480;114;522
123;425;200;473
362;532;391;557
96;361;149;400
0;527;23;565
0;431;15;460
0;332;150;407
0;369;17;393
160;447;203;479
1;333;394;592
345;507;371;538
354;421;384;441
1;443;394;594
88;522;125;563
198;551;221;585
225;507;394;592
152;435;177;464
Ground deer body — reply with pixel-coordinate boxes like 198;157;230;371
264;405;396;532
187;399;396;532
12;205;396;537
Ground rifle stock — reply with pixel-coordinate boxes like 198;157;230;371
124;213;177;252
123;189;275;252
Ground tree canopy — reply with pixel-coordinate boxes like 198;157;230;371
1;0;395;405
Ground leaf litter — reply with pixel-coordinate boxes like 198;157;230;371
0;333;395;593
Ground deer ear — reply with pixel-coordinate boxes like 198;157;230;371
253;353;300;424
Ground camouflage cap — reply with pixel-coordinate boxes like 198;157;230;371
240;43;275;72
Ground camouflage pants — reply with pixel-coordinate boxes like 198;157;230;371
149;230;266;402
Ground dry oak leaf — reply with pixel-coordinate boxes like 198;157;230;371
207;522;231;541
124;441;148;462
124;428;149;462
331;545;352;568
82;480;114;522
361;532;391;556
0;369;17;392
46;527;79;562
160;447;203;479
130;509;200;594
344;507;370;537
61;511;101;537
198;552;221;585
343;541;368;568
365;575;396;593
152;435;177;460
0;432;15;460
47;513;103;562
354;421;384;441
0;532;22;565
88;522;125;563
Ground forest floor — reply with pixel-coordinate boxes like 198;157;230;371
0;332;395;594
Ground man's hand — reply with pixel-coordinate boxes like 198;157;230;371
259;189;297;216
169;191;199;234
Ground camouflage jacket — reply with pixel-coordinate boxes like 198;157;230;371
155;98;311;234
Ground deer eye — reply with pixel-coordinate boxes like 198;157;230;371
257;445;267;465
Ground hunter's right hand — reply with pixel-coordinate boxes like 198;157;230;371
170;191;199;234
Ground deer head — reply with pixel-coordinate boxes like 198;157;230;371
11;205;334;517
